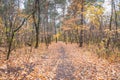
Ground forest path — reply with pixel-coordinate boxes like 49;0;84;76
0;42;120;80
51;42;76;80
45;42;120;80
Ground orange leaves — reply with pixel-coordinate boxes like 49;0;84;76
0;17;2;24
61;27;72;31
0;46;49;80
0;42;120;79
18;14;28;18
104;29;120;37
27;68;46;80
28;16;34;23
62;17;80;31
53;33;61;39
0;17;4;30
67;0;83;16
64;17;79;24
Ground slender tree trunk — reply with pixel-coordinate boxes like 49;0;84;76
79;0;84;47
70;30;73;44
106;0;113;49
46;1;49;47
7;33;14;60
33;0;41;48
54;3;57;43
35;27;39;48
113;1;118;39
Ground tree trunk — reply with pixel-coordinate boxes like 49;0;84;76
54;3;57;43
113;1;118;39
79;0;84;47
33;0;41;48
35;27;39;48
106;0;113;49
7;33;14;60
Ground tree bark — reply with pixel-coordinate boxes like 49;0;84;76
7;33;14;60
106;0;113;49
79;0;84;47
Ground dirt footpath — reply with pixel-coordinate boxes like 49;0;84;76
0;42;120;80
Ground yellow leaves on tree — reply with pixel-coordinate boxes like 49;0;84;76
0;17;3;27
53;33;61;39
85;5;104;28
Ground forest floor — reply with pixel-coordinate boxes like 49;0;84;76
0;41;120;80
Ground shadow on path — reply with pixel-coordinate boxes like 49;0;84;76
54;47;76;80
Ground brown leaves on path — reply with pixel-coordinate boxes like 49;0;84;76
0;42;120;80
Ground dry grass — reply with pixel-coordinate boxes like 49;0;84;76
84;43;120;63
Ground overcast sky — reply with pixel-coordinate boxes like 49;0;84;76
103;0;111;15
20;0;119;15
103;0;119;15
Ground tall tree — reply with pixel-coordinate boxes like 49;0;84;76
79;0;84;47
32;0;41;48
0;0;32;59
106;0;113;50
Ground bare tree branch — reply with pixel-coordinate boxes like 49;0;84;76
14;10;36;32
